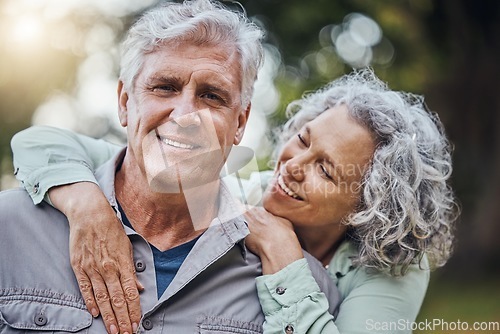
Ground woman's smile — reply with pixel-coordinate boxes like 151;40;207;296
262;104;376;228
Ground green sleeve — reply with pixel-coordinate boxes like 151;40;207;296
334;260;430;333
256;258;340;334
11;126;122;205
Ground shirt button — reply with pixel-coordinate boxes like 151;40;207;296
285;324;294;334
275;286;286;295
34;312;47;326
33;183;40;194
135;260;146;272
143;318;153;330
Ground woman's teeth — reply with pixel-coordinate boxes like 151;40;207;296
278;174;302;200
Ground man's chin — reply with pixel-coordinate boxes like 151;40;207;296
148;173;181;193
148;168;221;193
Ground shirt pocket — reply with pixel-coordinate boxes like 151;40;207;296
197;316;263;334
0;299;92;333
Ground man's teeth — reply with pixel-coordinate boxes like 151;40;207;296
161;138;194;149
278;174;301;200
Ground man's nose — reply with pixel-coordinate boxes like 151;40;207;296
170;96;202;128
172;111;201;128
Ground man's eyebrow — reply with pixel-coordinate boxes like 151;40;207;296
147;75;181;84
146;76;231;95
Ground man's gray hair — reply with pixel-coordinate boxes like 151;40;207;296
119;0;264;106
276;68;458;276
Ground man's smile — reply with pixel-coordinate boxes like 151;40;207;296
157;135;197;150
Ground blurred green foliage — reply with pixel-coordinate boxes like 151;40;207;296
416;275;500;333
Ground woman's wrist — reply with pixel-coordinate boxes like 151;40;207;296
259;231;304;275
49;182;106;222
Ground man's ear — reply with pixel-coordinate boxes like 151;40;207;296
233;103;251;145
117;80;129;127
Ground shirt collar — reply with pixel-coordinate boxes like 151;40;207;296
94;148;249;258
95;148;124;212
214;181;249;259
327;240;357;283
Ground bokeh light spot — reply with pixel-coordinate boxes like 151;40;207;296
12;15;43;45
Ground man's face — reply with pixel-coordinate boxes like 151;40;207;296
118;41;250;192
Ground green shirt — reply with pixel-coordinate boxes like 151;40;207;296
11;125;429;333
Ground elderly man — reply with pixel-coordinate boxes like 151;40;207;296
0;0;338;333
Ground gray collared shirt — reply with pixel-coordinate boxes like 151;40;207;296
0;149;339;333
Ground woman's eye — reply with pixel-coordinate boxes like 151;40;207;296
320;165;334;181
297;134;307;146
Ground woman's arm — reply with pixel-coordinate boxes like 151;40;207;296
11;125;121;204
245;208;340;334
10;126;141;334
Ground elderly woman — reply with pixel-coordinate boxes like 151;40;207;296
11;69;457;333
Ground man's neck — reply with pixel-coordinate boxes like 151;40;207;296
115;159;221;251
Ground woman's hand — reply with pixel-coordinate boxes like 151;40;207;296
244;207;304;274
49;182;143;334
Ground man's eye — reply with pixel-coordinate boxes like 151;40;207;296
202;92;222;101
153;85;175;92
297;134;307;146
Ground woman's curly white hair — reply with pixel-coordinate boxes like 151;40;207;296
276;68;459;276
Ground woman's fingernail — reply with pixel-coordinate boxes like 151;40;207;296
132;323;139;333
91;308;99;317
110;324;118;334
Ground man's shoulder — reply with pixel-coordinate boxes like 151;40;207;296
0;187;30;196
0;187;71;269
0;187;63;223
0;187;37;209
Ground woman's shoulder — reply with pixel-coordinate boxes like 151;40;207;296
327;240;358;283
328;240;430;286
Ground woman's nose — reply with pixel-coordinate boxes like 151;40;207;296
284;159;306;182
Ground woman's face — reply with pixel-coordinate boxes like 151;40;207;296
262;104;376;228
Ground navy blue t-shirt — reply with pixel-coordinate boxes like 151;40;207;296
118;203;199;298
149;238;198;298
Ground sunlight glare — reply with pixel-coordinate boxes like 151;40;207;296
12;15;43;45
